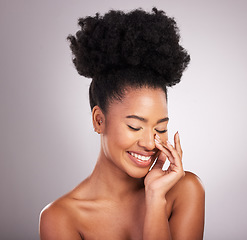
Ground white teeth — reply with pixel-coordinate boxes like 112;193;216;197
130;152;151;161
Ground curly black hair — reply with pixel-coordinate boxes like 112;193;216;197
68;7;190;113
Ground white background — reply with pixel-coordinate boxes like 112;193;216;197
1;0;247;239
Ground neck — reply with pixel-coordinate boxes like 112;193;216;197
87;148;145;201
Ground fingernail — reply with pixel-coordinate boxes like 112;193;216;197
176;131;179;137
156;134;161;140
154;138;160;144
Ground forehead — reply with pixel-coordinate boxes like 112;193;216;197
107;87;168;118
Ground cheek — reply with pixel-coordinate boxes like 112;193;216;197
105;123;136;151
114;128;137;149
164;133;168;142
157;132;168;143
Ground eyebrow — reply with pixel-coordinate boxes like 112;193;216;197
126;115;169;124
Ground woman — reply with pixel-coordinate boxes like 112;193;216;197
39;8;205;240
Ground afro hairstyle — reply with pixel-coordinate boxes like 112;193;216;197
68;7;190;113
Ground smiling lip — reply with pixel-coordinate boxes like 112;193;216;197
127;151;155;168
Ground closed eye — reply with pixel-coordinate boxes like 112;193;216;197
127;125;142;131
156;129;167;134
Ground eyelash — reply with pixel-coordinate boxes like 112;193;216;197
127;125;142;131
127;125;167;133
156;129;167;134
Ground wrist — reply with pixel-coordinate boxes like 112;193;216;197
145;189;167;208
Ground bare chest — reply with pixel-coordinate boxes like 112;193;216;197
79;200;144;240
76;197;173;240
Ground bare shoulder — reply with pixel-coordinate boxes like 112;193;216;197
172;171;205;205
168;171;205;209
39;197;72;226
39;196;83;240
178;171;204;195
168;171;205;239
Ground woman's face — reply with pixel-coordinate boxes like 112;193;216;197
100;87;169;178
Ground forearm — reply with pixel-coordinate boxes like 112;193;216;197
143;193;172;240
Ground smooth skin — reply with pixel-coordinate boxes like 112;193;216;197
39;87;205;240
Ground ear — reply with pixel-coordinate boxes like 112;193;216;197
92;106;105;134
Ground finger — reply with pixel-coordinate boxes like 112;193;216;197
174;131;183;159
165;140;183;168
155;136;175;164
152;151;167;170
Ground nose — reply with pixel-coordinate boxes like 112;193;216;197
138;129;156;150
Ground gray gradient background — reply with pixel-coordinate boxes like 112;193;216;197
1;0;247;239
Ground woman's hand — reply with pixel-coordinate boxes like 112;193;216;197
144;132;185;200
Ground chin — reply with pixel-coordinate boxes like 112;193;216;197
125;166;150;179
